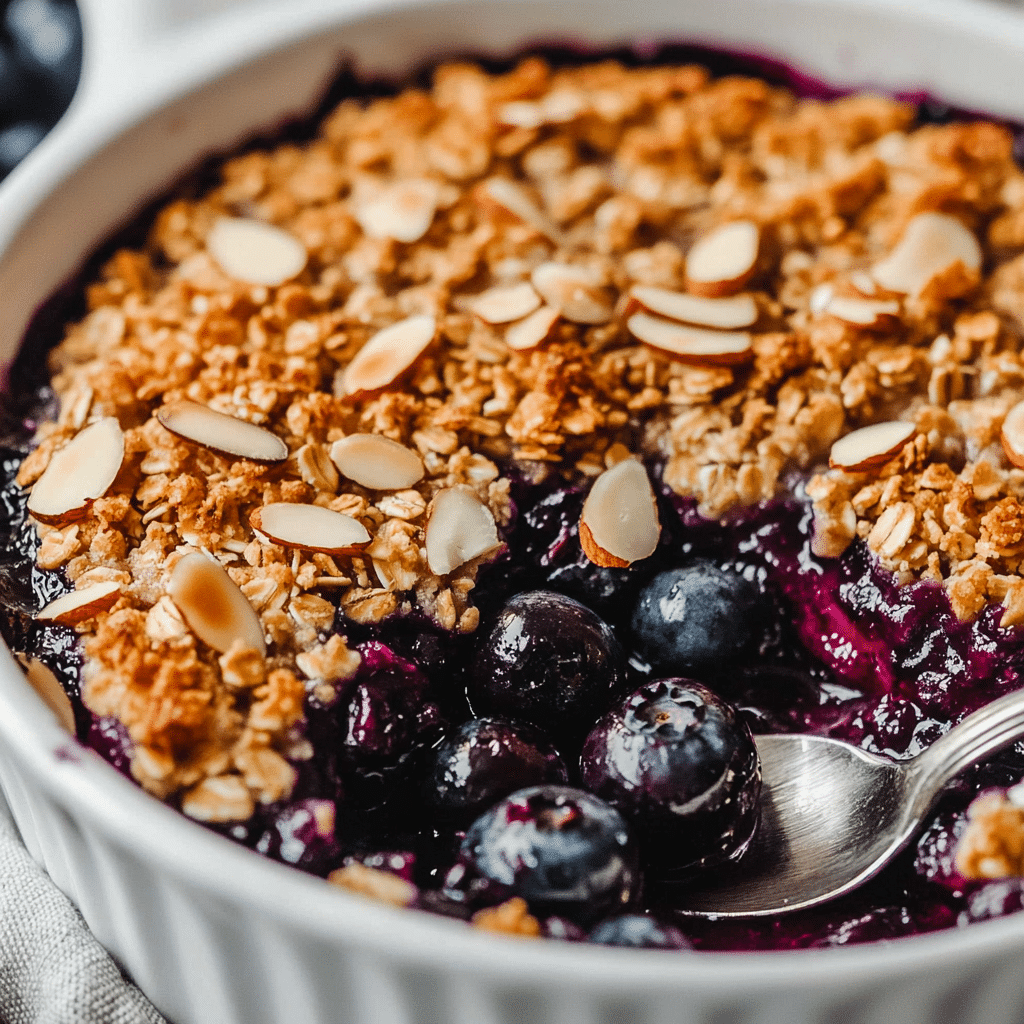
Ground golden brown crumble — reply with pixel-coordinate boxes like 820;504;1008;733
470;896;543;937
22;57;1024;818
327;862;418;907
956;786;1024;879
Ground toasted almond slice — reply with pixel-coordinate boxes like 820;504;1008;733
630;285;758;329
685;220;760;297
37;580;121;625
809;283;835;315
469;282;542;324
505;306;561;351
156;401;288;462
329;434;425;490
824;295;901;328
627;311;752;366
339;314;436;397
870;212;981;295
496;101;544;130
18;656;75;733
1002;401;1024;469
850;271;878;296
425;487;501;576
206;216;307;286
169;552;265;655
250;503;371;554
477;178;564;244
580;458;660;567
27;417;125;526
530;262;613;324
829;421;917;471
354;179;439;244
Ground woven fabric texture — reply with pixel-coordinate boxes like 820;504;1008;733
0;814;166;1024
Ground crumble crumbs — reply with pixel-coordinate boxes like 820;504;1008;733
21;57;1024;817
327;862;418;907
471;896;543;937
956;785;1024;879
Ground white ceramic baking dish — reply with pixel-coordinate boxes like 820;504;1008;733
3;1;1024;1022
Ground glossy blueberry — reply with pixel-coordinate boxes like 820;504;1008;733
469;590;625;734
460;785;640;923
589;913;692;950
424;717;568;824
5;0;82;110
338;642;441;764
581;678;761;871
0;121;47;174
962;879;1024;923
630;562;762;675
0;41;30;120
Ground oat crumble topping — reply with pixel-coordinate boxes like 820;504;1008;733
21;57;1024;820
470;896;542;937
956;785;1024;879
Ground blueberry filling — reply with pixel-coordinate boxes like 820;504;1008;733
5;46;1024;955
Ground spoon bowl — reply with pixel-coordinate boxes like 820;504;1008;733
679;686;1024;917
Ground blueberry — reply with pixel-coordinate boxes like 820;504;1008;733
0;121;47;174
962;879;1024;923
5;0;81;111
630;562;762;675
327;642;443;812
339;670;439;763
0;41;31;120
424;717;568;824
469;590;625;735
580;678;761;872
460;784;640;923
589;913;692;950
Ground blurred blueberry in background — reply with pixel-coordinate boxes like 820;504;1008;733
0;0;80;176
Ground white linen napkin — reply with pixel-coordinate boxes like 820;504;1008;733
0;813;167;1024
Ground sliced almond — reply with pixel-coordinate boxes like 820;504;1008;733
339;314;436;397
206;216;307;286
505;306;561;351
469;282;542;324
627;311;753;366
18;656;75;733
809;283;835;315
354;179;439;244
850;271;878;296
823;295;901;328
37;580;121;625
250;503;371;554
1002;401;1024;469
329;434;425;490
496;101;544;130
530;262;613;325
630;285;758;329
169;552;265;656
579;458;660;567
870;212;981;296
685;220;760;297
156;401;288;462
424;487;501;576
476;178;564;244
829;421;917;471
27;417;125;526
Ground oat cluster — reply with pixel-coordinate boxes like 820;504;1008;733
20;57;1024;820
956;785;1024;880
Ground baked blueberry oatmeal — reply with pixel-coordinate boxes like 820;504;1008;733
7;51;1024;950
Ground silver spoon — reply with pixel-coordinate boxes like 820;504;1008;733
678;686;1024;917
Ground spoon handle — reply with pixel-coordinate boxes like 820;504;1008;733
910;686;1024;799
